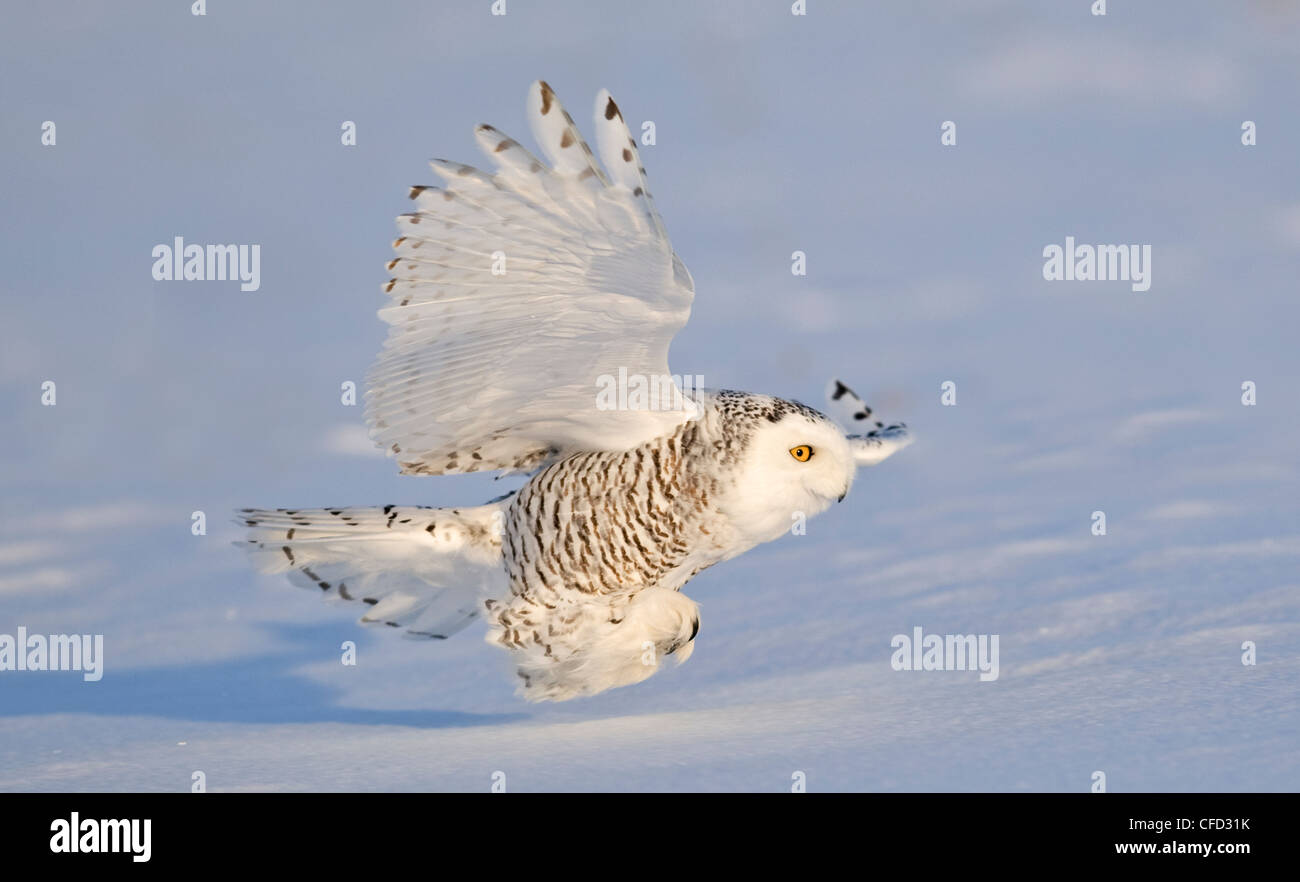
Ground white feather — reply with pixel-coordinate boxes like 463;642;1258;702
237;504;504;640
825;378;914;466
366;81;696;478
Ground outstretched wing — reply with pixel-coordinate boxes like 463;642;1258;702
825;378;914;466
367;81;698;476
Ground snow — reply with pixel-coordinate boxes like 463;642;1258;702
1;1;1297;791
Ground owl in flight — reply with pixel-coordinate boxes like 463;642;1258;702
240;82;912;701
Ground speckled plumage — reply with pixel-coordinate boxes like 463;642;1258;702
492;393;768;698
238;83;912;701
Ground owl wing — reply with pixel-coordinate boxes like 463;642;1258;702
825;378;914;466
367;81;698;476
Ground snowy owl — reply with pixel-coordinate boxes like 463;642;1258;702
239;82;912;701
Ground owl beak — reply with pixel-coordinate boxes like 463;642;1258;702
836;490;847;503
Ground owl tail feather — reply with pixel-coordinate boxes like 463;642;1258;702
235;501;507;640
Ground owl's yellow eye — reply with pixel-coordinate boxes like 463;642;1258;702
789;445;813;462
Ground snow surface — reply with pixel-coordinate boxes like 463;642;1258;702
1;1;1297;791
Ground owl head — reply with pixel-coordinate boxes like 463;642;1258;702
716;395;860;545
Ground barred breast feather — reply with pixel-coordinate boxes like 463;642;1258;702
489;409;736;700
